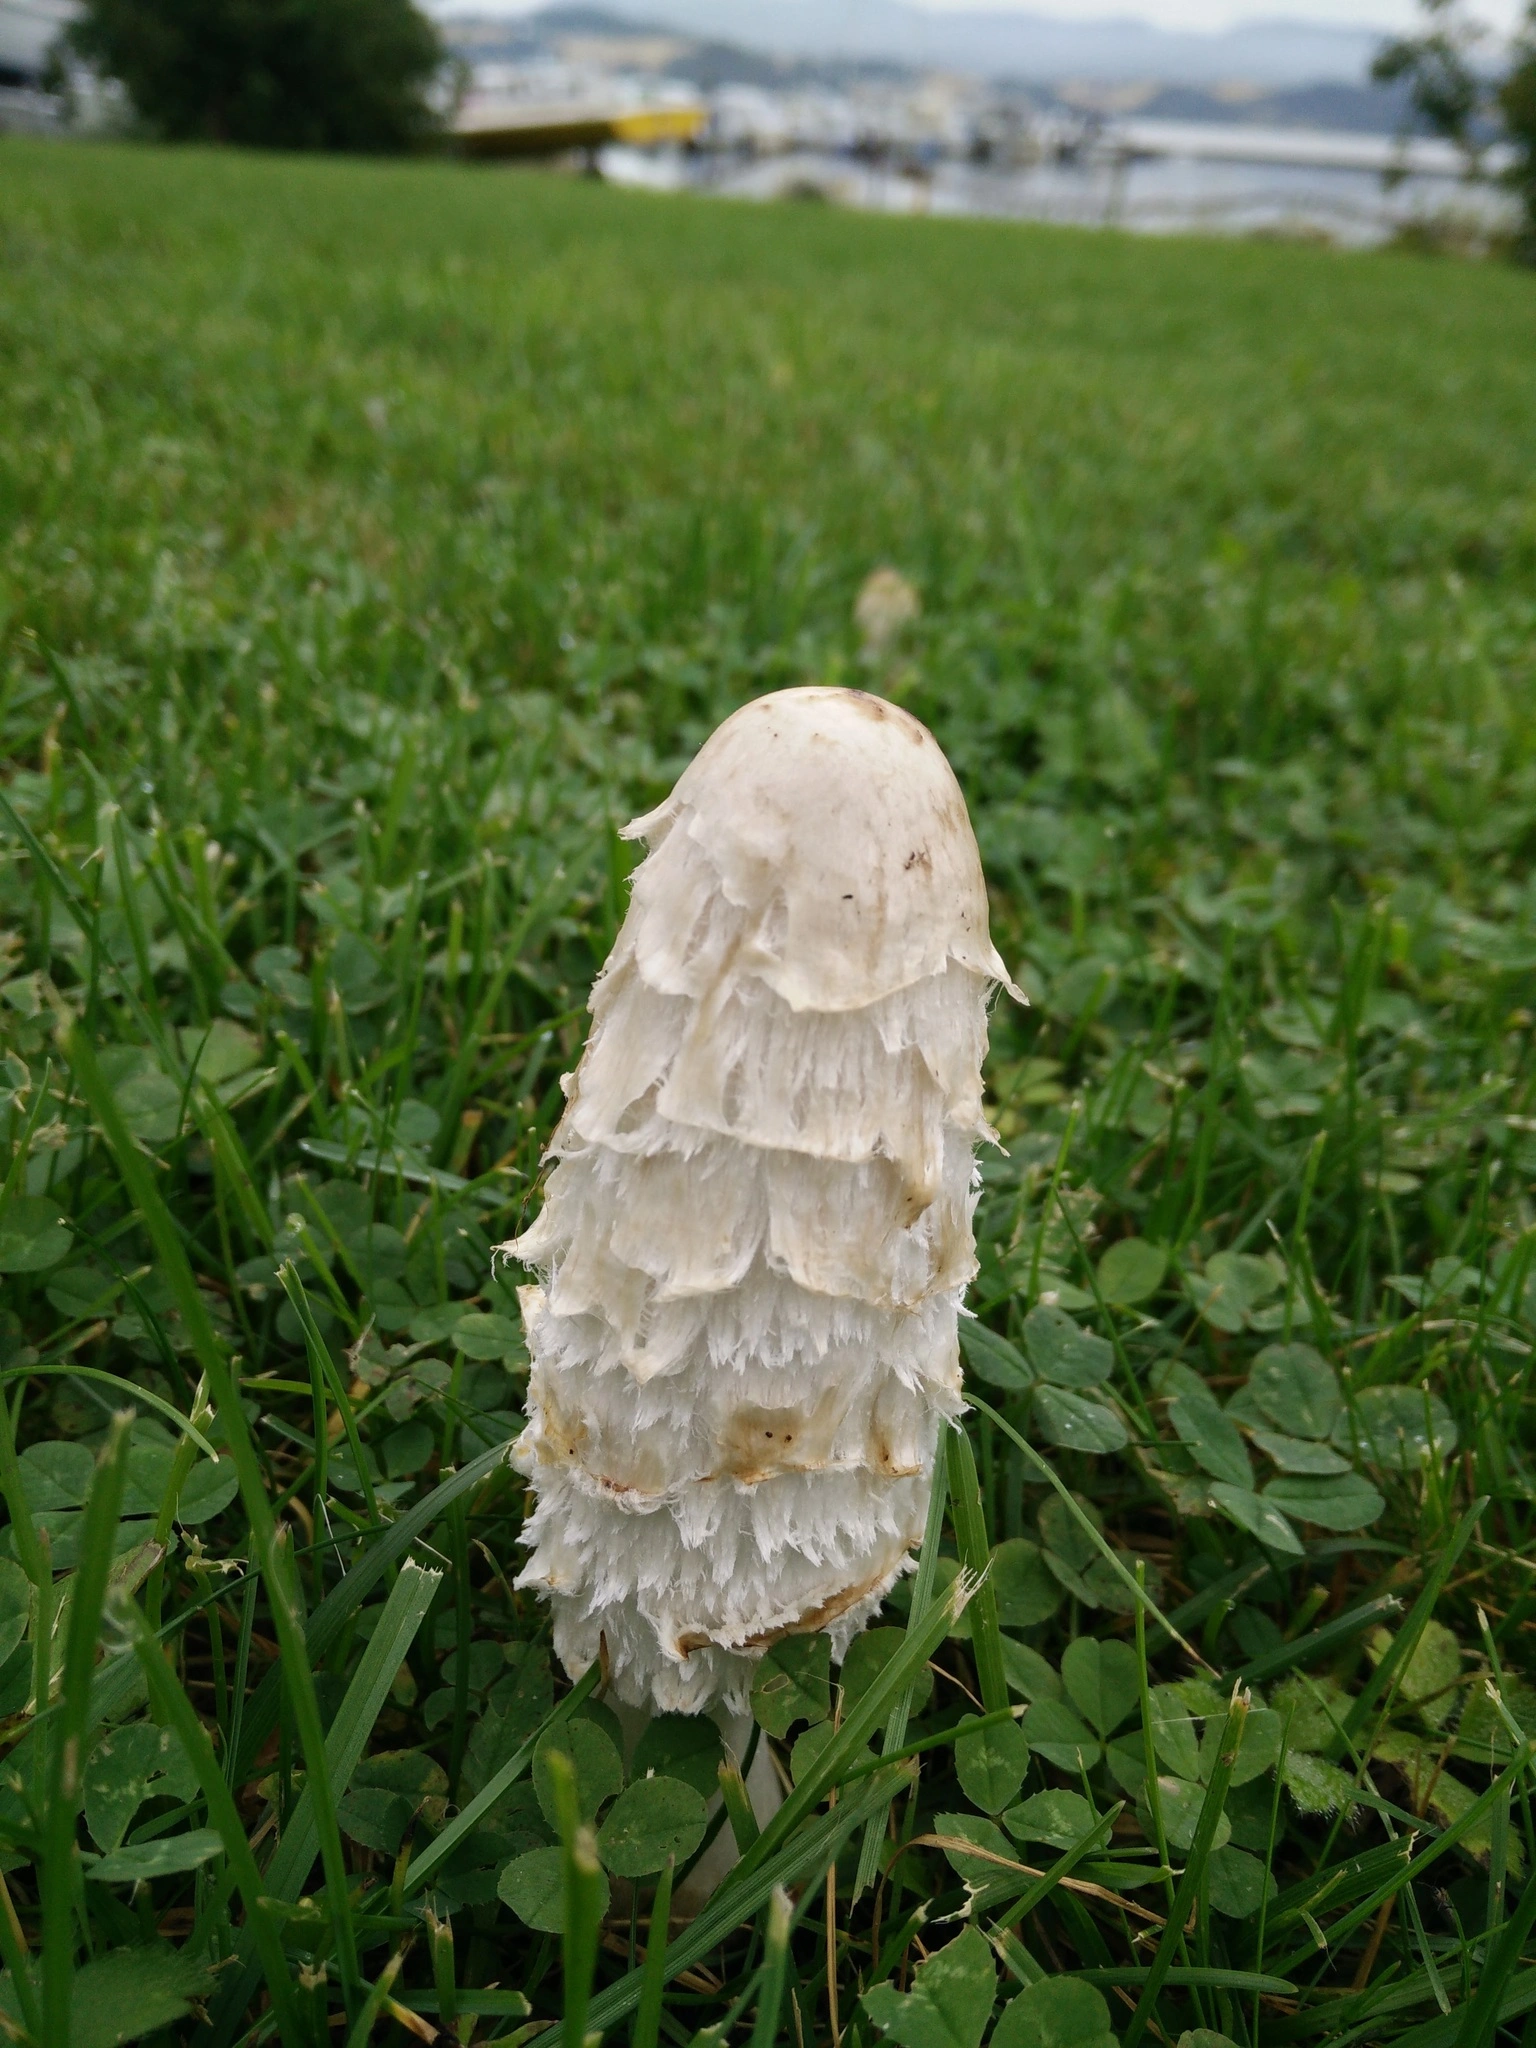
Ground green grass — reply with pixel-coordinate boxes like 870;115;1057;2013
3;134;1536;2047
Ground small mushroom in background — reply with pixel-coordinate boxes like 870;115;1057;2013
504;686;1020;1851
853;565;921;658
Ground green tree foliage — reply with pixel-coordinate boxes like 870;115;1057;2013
67;0;446;152
1373;0;1536;255
1500;20;1536;250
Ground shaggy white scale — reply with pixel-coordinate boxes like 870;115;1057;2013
504;686;1020;1714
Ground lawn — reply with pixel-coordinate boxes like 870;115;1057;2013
3;135;1536;2047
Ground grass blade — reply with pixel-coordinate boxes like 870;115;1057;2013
632;1855;675;2048
0;1377;48;1599
960;1804;1120;1918
749;1887;794;2048
1342;1498;1486;1740
40;1412;132;2048
1234;1595;1403;1685
1080;1967;1297;1993
588;1766;913;2033
401;1660;601;1899
969;1392;1210;1669
0;1364;218;1460
278;1260;380;1525
1393;1968;1536;2048
1442;1822;1536;2048
547;1750;604;2048
207;1558;441;2042
426;1905;457;2039
723;1568;974;1898
63;1020;365;2018
1122;1688;1250;2048
228;1440;510;1791
127;1597;305;2044
945;1422;1009;1714
717;1759;761;1856
854;1451;949;1898
343;1950;408;2048
259;1557;440;1899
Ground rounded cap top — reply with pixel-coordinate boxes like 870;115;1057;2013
624;687;1019;1012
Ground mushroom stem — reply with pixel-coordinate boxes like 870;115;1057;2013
605;1700;784;1917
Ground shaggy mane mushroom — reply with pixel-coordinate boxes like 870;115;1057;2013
504;685;1021;1718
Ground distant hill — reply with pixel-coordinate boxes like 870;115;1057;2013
1131;76;1415;129
462;0;1388;85
444;4;1412;122
450;5;916;88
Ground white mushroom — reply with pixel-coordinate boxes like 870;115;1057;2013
854;566;921;657
504;686;1020;1716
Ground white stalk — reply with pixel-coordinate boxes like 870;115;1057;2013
504;687;1019;1716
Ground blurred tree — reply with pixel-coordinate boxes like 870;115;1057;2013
1373;0;1536;257
66;0;448;152
1499;25;1536;251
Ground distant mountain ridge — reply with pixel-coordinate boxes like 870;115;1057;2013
447;0;1387;83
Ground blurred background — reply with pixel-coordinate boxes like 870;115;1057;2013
2;0;1531;247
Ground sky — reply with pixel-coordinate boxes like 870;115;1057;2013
902;0;1521;31
433;0;1524;41
432;0;1523;45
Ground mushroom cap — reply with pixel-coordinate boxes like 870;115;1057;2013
624;687;1021;1014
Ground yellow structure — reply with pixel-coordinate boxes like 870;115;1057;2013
455;99;707;159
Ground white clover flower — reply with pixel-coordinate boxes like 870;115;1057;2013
504;686;1020;1715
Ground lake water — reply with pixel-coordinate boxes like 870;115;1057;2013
599;139;1515;249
